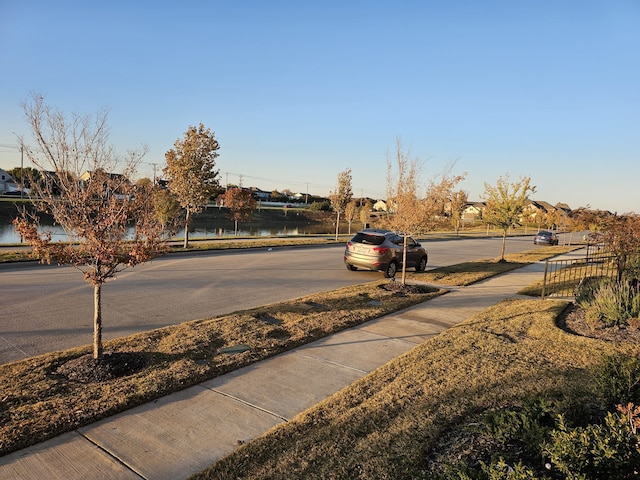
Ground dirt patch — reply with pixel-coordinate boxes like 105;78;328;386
558;304;640;343
378;281;431;295
55;352;147;383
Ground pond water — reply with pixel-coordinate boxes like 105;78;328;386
0;221;334;244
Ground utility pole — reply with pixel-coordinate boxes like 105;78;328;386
150;163;158;185
20;145;24;199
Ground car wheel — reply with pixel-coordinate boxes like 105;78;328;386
346;264;357;271
415;256;427;272
384;261;398;278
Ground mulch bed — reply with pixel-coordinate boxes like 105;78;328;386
558;304;640;343
55;352;148;383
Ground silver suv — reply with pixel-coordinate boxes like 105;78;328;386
344;228;428;278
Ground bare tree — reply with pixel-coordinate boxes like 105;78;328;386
329;168;353;241
163;123;220;249
12;94;170;359
482;174;536;261
383;138;427;285
221;187;257;235
423;163;467;232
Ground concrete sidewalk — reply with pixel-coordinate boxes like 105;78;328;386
0;250;584;480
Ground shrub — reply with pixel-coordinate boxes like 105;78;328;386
309;201;331;212
574;276;611;308
478;398;556;457
593;353;640;409
479;459;547;480
434;460;548;480
543;404;640;479
583;280;640;327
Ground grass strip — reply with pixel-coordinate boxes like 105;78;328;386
192;298;640;479
407;245;579;286
0;281;442;456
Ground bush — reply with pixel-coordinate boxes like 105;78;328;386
478;398;555;455
434;459;547;480
580;280;640;327
593;354;640;409
574;276;612;308
543;404;640;479
480;459;547;480
309;201;331;212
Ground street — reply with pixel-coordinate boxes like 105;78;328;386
0;235;543;363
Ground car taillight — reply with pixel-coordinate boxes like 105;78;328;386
372;247;390;253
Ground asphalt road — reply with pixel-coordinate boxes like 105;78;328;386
0;235;543;364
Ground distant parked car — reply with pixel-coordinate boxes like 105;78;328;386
534;230;558;245
344;228;428;278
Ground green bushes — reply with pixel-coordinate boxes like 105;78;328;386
593;354;640;409
477;398;555;458
436;355;640;479
543;405;640;480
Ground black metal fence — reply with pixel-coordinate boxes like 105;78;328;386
541;245;640;298
541;251;618;299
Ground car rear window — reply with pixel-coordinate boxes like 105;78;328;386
351;233;386;245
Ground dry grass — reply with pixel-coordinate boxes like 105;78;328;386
168;236;339;251
408;245;579;286
0;237;339;263
192;298;640;480
0;242;577;460
0;281;442;456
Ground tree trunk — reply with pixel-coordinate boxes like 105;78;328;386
183;207;191;249
93;284;103;359
500;230;507;262
334;211;341;241
401;235;408;285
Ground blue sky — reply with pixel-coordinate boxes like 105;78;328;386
1;1;638;213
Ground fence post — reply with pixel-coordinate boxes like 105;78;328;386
541;260;550;299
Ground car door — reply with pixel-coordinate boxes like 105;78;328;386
390;235;404;263
405;236;421;267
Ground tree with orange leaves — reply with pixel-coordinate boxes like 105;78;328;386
13;93;173;359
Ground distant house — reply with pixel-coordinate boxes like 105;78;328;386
462;202;485;222
373;199;388;212
79;170;127;185
79;170;131;199
249;187;271;201
0;169;18;193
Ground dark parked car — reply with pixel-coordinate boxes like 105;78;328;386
344;228;428;278
533;230;558;245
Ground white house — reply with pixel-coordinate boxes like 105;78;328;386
373;199;388;212
0;169;18;193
